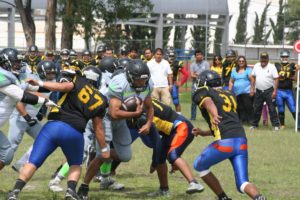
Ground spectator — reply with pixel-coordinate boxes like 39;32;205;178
275;50;296;129
222;49;237;90
128;47;139;59
210;55;223;76
141;48;153;62
147;48;173;105
190;49;210;120
229;56;253;124
250;52;280;131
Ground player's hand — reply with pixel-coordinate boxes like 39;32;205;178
45;99;60;108
36;112;44;121
212;115;222;126
134;98;143;117
169;164;178;174
192;128;202;136
23;114;38;127
138;123;151;135
150;165;157;174
27;78;39;86
169;85;173;92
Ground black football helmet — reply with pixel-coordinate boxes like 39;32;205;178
29;45;39;52
69;49;77;60
97;45;106;53
125;59;150;92
280;50;290;64
225;49;236;58
37;60;58;81
82;66;102;88
99;57;118;73
166;48;176;62
60;48;70;61
57;69;76;83
195;70;222;89
117;58;131;69
0;48;22;72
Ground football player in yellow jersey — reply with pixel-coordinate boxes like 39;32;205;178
24;45;41;73
192;70;266;200
222;49;237;90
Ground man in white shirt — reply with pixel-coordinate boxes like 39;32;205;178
250;52;280;131
147;48;173;105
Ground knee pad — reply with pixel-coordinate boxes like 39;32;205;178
119;152;132;162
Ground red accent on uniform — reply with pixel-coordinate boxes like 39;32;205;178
240;144;248;150
213;143;233;153
180;67;189;86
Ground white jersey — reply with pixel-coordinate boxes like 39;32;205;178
0;68;25;127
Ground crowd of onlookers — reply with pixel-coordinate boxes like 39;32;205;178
21;45;299;132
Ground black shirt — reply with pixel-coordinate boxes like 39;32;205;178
192;86;246;140
222;60;236;86
275;62;295;90
48;75;107;132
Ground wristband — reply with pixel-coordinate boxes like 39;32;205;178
23;114;32;122
38;80;44;87
101;147;109;153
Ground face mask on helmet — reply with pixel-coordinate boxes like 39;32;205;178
128;74;150;92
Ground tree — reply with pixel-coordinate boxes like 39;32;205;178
15;0;36;47
191;15;209;54
252;2;271;44
45;0;57;50
233;0;250;44
286;0;300;43
269;0;285;44
174;14;187;49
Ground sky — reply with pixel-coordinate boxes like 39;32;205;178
228;0;282;43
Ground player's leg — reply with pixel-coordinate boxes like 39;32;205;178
7;122;58;199
167;120;204;194
194;140;234;200
265;89;280;129
172;85;181;113
229;137;266;200
251;92;265;128
7;117;27;153
0;130;14;171
276;90;285;127
286;89;296;120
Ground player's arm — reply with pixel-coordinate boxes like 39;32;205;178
179;67;189;86
27;78;74;93
201;97;221;126
92;116;109;159
109;97;142;120
192;127;212;137
0;84;47;105
272;77;278;99
138;95;153;134
16;102;38;127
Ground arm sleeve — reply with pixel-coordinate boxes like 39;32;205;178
0;84;25;100
107;77;124;100
180;67;189;85
192;86;210;107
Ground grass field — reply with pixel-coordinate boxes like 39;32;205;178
1;91;300;200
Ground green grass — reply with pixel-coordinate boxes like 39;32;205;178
1;91;300;199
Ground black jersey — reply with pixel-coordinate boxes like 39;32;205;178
192;86;246;140
170;60;184;83
48;75;107;132
152;99;179;135
24;55;41;73
275;62;295;90
222;60;236;86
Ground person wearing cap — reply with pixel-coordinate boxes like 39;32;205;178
249;52;280;131
42;50;55;62
274;50;296;129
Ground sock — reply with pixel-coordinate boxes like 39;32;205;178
100;161;112;176
79;183;89;196
58;162;70;178
190;179;198;184
67;180;77;191
13;179;26;191
218;192;230;200
160;186;169;191
111;160;121;173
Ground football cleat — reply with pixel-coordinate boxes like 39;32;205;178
77;185;89;200
65;188;81;200
186;182;204;194
7;189;20;200
147;188;170;197
48;178;64;192
100;176;124;190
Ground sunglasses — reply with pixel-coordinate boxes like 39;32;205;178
239;60;245;63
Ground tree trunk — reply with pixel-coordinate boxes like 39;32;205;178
61;0;74;49
15;0;36;47
45;0;57;50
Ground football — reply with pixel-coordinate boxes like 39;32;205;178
121;96;142;112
